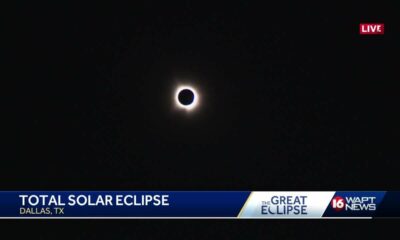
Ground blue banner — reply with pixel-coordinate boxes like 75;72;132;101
0;191;250;218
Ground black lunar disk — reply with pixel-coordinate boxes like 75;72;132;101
178;89;195;106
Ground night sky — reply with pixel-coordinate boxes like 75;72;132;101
2;2;399;238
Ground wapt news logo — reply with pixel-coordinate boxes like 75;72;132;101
324;192;385;217
331;196;376;212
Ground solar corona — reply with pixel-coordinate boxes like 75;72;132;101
175;86;199;111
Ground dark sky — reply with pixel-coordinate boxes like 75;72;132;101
2;2;399;237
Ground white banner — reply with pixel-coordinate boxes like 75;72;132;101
238;191;335;218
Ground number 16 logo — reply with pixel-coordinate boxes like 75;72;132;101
331;196;346;211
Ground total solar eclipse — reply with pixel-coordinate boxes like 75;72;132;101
175;86;199;111
178;89;194;105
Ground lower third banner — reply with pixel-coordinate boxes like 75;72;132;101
0;191;399;219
